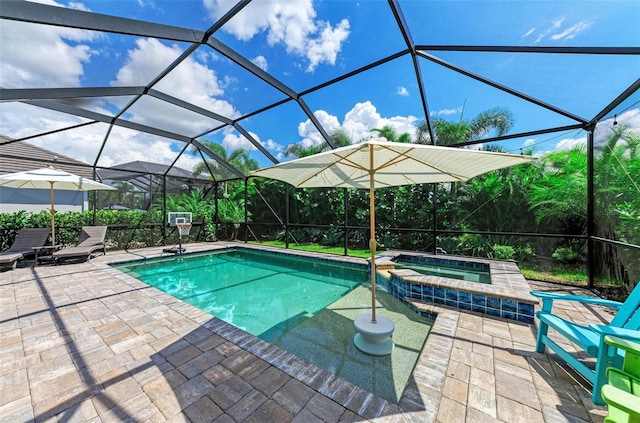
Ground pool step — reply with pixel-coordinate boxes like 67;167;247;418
403;297;437;317
376;269;392;279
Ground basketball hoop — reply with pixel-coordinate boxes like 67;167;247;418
164;212;192;255
177;222;192;237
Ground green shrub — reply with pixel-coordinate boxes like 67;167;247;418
490;244;515;260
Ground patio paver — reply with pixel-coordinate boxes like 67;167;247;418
0;243;613;422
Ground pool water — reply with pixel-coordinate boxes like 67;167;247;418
114;247;433;403
394;258;491;283
115;248;365;335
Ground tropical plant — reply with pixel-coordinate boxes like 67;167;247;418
415;107;514;146
371;125;412;143
593;124;640;287
193;141;259;180
285;128;353;158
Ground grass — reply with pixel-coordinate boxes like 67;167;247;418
248;240;372;258
519;263;589;285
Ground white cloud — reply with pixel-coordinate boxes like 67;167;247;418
537;108;640;155
523;28;535;38
110;38;240;135
594;109;640;143
295;101;418;149
0;102;192;170
554;136;585;152
430;107;463;117
0;103;105;165
298;110;341;147
396;86;409;96
550;21;592;41
219;129;284;158
251;55;268;71
531;17;592;44
204;0;350;72
0;17;96;88
98;127;193;168
305;19;350;72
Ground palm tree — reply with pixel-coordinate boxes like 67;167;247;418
371;125;412;143
193;141;259;179
416;107;515;235
285;128;353;158
416;107;513;146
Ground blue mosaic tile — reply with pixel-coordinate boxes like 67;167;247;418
502;311;516;320
517;314;534;324
472;303;486;313
422;293;434;302
472;294;486;308
410;285;421;299
387;277;527;323
487;296;501;310
517;302;535;318
502;299;517;313
487;307;501;317
458;291;471;304
419;310;437;320
445;289;458;302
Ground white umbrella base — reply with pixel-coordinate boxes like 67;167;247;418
353;314;395;356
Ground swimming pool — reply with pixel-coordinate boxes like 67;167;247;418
113;247;433;403
114;248;365;335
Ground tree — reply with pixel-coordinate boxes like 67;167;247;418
285;128;353;158
415;107;515;239
526;124;639;285
593;124;640;286
416;107;514;146
193;141;259;179
371;125;412;143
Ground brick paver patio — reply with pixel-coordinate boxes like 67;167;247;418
0;243;613;422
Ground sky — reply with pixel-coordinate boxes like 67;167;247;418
1;0;639;175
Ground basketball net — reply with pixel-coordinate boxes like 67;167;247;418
177;222;192;237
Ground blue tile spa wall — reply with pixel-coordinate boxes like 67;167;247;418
388;276;535;323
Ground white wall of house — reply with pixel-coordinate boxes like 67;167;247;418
0;188;88;213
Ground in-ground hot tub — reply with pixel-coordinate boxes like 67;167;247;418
375;251;537;323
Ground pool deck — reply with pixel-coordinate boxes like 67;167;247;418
0;242;613;422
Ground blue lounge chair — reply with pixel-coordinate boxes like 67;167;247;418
531;283;640;405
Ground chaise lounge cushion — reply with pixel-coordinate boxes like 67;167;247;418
0;252;25;268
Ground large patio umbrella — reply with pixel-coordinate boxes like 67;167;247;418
0;167;115;241
251;138;537;325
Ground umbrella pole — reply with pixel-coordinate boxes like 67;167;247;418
369;145;377;323
50;182;55;243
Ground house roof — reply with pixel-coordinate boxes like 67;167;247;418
0;135;96;180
